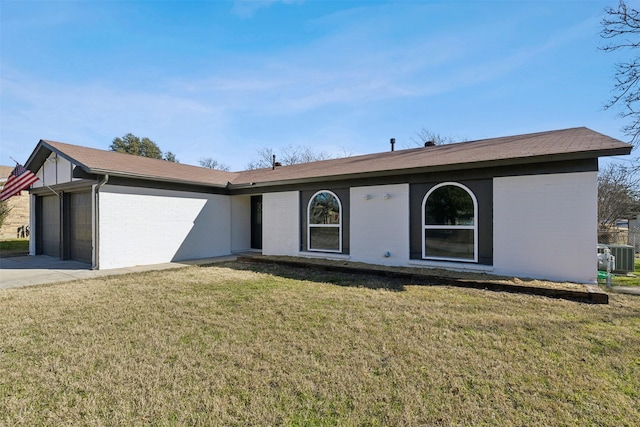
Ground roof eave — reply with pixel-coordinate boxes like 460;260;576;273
24;140;54;173
82;168;230;189
230;148;632;189
25;140;230;189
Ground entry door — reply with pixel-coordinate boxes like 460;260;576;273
250;195;263;250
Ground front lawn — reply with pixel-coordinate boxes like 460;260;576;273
1;261;639;425
0;238;29;257
612;257;640;287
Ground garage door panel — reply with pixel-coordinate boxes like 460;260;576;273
41;195;60;257
69;192;92;264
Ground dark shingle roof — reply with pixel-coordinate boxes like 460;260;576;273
28;140;239;188
231;127;632;187
25;127;632;189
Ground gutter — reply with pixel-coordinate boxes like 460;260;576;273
92;174;109;270
228;149;632;190
83;168;233;189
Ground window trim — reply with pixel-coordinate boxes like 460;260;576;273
421;182;478;263
307;190;342;253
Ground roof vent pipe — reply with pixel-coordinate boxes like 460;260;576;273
390;138;395;152
272;154;276;170
424;140;436;147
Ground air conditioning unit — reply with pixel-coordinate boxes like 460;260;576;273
607;244;635;274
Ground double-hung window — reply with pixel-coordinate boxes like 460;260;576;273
422;182;478;262
307;190;342;252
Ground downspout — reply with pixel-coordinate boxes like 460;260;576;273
92;174;109;270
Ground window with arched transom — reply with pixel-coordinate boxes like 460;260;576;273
307;190;342;252
422;182;478;262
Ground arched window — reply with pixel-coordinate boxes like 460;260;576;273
422;182;478;262
308;190;342;252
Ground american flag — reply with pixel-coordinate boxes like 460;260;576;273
0;163;39;202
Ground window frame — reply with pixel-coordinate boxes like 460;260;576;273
421;182;478;263
307;190;343;253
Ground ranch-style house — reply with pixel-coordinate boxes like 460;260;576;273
23;127;632;283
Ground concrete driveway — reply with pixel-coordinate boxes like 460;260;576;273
0;255;237;290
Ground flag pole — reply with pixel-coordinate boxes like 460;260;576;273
8;156;60;197
43;185;61;197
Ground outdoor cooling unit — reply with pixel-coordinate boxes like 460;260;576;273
607;244;635;274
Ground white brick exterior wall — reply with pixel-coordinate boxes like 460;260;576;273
262;191;299;256
98;185;231;269
350;184;410;266
493;172;598;283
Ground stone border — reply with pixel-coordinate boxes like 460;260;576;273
237;256;609;304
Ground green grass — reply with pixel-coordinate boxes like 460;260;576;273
0;238;29;257
1;261;639;426
612;257;640;287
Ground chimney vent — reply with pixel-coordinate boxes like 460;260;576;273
390;138;396;152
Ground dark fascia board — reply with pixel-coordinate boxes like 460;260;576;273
231;158;599;195
27;140;230;189
229;148;631;190
26;140;97;175
26;138;631;192
24;140;53;173
104;175;231;195
80;167;231;189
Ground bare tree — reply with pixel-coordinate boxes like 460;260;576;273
199;157;230;171
245;145;336;170
408;128;464;148
601;0;640;147
598;162;640;229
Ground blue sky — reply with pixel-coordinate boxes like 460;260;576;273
1;0;637;171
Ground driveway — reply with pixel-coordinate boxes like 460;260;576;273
0;255;237;290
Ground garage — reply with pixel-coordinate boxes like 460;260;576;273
35;191;93;264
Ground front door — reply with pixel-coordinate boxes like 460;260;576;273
250;195;262;250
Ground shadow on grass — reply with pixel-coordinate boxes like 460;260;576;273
213;257;610;304
217;260;409;292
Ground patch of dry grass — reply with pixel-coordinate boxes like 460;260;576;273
1;261;639;426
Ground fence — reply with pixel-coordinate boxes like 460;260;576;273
598;227;640;254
